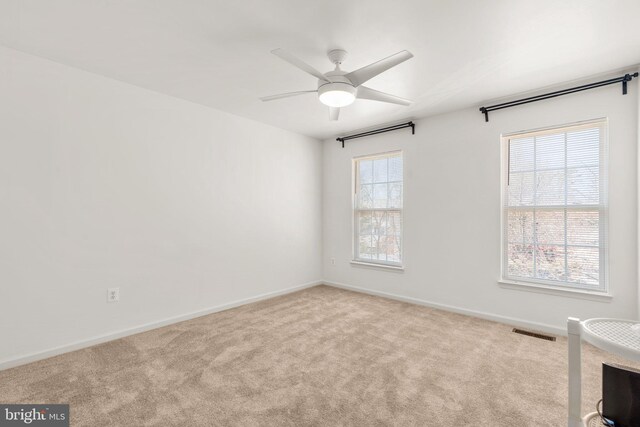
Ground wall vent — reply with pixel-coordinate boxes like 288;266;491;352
512;328;556;342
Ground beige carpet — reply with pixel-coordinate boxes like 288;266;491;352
1;285;637;426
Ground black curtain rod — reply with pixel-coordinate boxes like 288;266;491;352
479;72;638;122
336;121;415;148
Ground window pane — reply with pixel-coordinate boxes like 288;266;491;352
566;210;599;246
507;243;534;278
508;172;534;206
536;134;565;170
379;234;401;262
567;246;599;286
368;235;379;260
359;160;373;184
536;169;565;205
567;128;599;168
387;212;402;262
373;183;388;208
358;184;373;208
373;158;388;183
386;238;401;263
535;245;566;282
358;234;373;260
358;211;373;236
535;210;565;245
375;236;389;261
567;167;599;205
507;209;533;245
509;137;534;172
387;211;402;237
389;182;402;208
372;211;387;235
388;156;402;181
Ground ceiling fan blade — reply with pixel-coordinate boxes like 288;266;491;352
329;107;340;121
271;49;330;83
357;86;412;106
345;50;413;87
259;90;317;102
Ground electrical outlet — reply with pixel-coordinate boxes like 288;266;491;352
107;287;120;303
330;258;336;265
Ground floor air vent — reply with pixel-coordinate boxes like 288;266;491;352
512;328;556;342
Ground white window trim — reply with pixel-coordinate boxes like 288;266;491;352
499;118;609;296
352;150;404;269
350;260;405;271
498;279;612;302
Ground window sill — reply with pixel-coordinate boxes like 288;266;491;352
498;279;612;302
351;260;404;272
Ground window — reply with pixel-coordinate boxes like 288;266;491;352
353;151;403;267
502;119;607;292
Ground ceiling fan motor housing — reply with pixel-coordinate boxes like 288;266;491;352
317;71;357;107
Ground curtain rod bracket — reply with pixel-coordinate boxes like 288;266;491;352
479;107;489;122
622;73;638;94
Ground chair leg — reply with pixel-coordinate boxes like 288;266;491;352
568;317;582;427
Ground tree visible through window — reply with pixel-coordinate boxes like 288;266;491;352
353;152;403;266
502;120;607;291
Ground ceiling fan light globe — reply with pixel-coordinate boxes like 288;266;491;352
318;82;356;108
319;91;355;107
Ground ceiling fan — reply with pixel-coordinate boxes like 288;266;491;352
260;48;414;121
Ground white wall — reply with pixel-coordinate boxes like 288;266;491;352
0;46;323;366
324;79;638;333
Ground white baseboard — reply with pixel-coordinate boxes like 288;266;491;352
1;279;566;371
0;280;322;371
323;280;566;337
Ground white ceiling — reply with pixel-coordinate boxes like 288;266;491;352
1;0;639;140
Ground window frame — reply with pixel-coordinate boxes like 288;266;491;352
500;118;609;294
352;150;404;269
